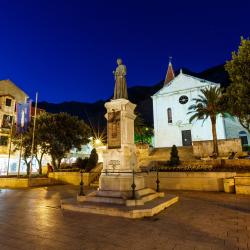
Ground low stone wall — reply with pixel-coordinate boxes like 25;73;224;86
180;159;221;168
48;172;90;186
235;173;250;195
143;172;237;191
0;178;28;188
0;177;60;188
136;145;195;168
28;178;61;187
222;159;250;168
193;138;242;158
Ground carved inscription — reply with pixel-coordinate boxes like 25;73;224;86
108;160;120;171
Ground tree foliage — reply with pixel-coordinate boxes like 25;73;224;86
134;112;153;145
12;115;50;175
13;112;91;172
12;129;32;175
188;86;224;156
47;113;91;169
225;37;250;132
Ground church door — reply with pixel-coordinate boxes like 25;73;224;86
181;130;192;146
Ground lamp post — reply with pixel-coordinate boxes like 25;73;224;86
131;169;136;199
156;169;160;192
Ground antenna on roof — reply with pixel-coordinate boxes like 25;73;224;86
169;56;172;64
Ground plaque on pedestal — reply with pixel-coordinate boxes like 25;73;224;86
107;111;121;149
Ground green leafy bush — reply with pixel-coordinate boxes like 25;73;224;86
242;145;250;152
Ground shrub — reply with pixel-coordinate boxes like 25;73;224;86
75;157;89;171
169;145;180;166
86;148;98;172
242;145;250;152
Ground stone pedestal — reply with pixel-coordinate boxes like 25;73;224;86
74;98;170;207
99;174;145;192
99;98;145;195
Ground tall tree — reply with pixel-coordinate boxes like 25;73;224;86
13;113;52;175
47;113;91;169
225;37;250;132
188;86;224;157
12;130;32;175
13;112;91;173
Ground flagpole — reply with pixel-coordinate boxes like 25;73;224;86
29;92;38;178
6;118;14;176
17;133;23;177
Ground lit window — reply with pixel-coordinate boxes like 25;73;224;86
167;108;172;124
2;115;13;128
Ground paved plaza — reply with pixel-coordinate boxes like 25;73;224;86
0;185;249;250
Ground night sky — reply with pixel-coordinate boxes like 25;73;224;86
0;0;249;103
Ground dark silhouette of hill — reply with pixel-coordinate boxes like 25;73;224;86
38;64;230;130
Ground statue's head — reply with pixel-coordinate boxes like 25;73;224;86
117;58;123;65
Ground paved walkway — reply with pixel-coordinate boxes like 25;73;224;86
0;186;249;250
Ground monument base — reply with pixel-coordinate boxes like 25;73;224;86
77;187;165;206
99;174;145;191
61;193;179;219
61;167;179;218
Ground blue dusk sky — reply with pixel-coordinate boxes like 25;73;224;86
0;0;249;103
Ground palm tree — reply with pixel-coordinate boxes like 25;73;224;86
188;86;223;157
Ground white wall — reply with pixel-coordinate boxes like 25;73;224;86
224;116;250;144
153;85;226;148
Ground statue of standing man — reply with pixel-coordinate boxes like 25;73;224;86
113;58;128;100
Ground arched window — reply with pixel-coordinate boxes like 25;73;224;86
167;108;172;124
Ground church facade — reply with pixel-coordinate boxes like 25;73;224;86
152;62;250;148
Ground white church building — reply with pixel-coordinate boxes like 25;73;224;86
152;61;250;148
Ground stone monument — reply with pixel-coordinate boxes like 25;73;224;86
99;58;145;194
62;59;178;218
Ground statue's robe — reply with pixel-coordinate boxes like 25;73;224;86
113;65;128;99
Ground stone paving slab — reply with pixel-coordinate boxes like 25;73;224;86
0;186;250;249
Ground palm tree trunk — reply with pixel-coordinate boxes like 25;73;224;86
211;116;219;157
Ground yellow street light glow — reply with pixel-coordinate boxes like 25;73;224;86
94;138;101;145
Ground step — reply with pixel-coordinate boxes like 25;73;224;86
95;190;127;198
135;188;155;197
62;194;179;219
235;185;250;195
85;196;125;205
141;193;160;203
90;183;99;188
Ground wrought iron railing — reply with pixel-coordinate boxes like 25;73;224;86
78;168;161;199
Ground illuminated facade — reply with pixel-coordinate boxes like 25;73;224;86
152;63;250;148
0;80;31;174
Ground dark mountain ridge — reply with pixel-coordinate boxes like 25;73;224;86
38;64;230;129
